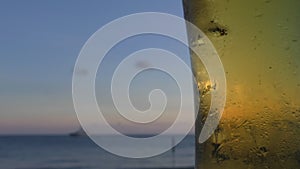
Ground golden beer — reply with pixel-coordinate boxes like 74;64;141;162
183;0;300;168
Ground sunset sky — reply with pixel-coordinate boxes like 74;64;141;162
0;0;194;135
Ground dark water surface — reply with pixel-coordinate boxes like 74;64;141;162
0;135;194;169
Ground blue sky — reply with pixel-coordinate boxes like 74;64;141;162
0;0;192;134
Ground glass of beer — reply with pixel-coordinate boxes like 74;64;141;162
183;0;300;168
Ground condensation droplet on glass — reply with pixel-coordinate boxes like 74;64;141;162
264;0;272;3
191;35;205;47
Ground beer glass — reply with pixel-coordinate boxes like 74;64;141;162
183;0;300;168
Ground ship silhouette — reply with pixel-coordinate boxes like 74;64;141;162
69;127;87;137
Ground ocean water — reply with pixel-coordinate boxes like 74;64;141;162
0;135;194;169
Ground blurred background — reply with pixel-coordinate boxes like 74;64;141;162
0;0;194;169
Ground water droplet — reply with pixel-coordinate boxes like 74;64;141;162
254;12;264;18
197;38;205;46
191;35;205;47
264;0;272;3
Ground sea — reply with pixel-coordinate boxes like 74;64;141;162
0;135;194;169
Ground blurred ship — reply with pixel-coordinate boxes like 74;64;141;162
69;127;87;137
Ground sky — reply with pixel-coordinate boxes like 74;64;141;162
0;0;193;135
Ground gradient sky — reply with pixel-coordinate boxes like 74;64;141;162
0;0;193;134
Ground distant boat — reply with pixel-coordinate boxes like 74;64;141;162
69;127;87;137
